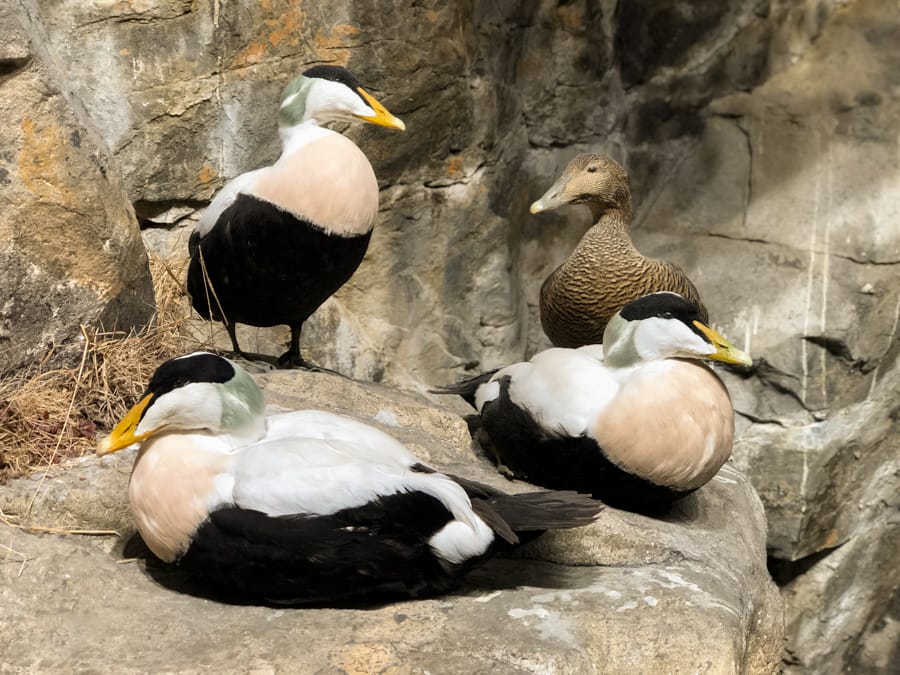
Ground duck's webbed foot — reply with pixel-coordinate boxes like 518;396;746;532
276;351;346;377
278;323;311;370
276;350;311;369
476;433;521;481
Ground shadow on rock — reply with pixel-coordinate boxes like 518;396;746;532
122;532;588;610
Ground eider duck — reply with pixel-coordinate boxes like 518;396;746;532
531;154;708;348
434;293;751;513
187;65;405;368
97;352;601;603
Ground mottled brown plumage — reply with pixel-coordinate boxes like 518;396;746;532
531;154;707;348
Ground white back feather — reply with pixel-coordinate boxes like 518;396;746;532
491;347;618;436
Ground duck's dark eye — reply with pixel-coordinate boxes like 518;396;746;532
587;165;598;173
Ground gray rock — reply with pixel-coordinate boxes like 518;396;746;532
0;0;153;376
632;2;900;669
778;520;900;674
0;369;782;673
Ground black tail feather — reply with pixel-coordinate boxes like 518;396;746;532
434;470;601;545
484;490;602;533
429;369;499;408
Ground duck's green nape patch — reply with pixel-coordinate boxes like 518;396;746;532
220;364;266;430
601;315;640;368
278;75;314;128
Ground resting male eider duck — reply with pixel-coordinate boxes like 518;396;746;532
434;293;751;512
97;352;601;603
531;154;708;348
187;65;405;368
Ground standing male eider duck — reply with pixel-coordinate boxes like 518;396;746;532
187;65;405;368
434;293;751;513
531;154;708;348
97;352;601;603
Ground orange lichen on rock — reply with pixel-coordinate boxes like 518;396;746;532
15;115;136;296
18;118;78;208
198;162;217;184
556;3;585;32
229;2;305;67
313;23;359;65
230;41;268;68
267;8;303;48
446;155;464;178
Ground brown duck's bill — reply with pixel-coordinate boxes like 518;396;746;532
530;173;570;214
96;393;161;456
692;321;753;366
355;87;406;131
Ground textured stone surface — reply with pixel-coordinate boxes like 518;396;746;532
0;1;153;376
0;368;782;674
778;519;900;674
629;2;900;669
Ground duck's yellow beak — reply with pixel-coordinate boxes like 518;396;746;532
96;393;159;456
693;321;753;367
355;87;406;131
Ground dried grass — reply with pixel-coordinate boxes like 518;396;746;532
0;255;199;483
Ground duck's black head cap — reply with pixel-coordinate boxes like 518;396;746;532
619;292;703;326
302;65;362;91
145;352;235;400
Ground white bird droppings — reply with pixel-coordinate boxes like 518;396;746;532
373;409;400;427
507;607;579;646
616;600;639;612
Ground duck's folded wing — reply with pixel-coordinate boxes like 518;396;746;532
496;350;619;437
195;168;266;238
263;410;422;468
231;436;420;517
231;436;496;564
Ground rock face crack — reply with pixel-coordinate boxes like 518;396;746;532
706;231;900;266
74;7;194;30
0;56;32;77
707;231;770;246
735;410;788;428
767;545;838;585
737;120;753;232
801;335;870;371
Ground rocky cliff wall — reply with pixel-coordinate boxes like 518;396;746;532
0;0;154;374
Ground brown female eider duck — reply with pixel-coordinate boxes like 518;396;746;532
434;293;750;513
97;352;601;603
531;154;708;348
187;65;405;369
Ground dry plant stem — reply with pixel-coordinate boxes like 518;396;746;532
24;325;91;517
1;540;27;561
197;245;232;332
158;257;188;295
13;524;118;537
0;254;204;483
0;254;222;543
0;540;29;578
0;507;118;537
